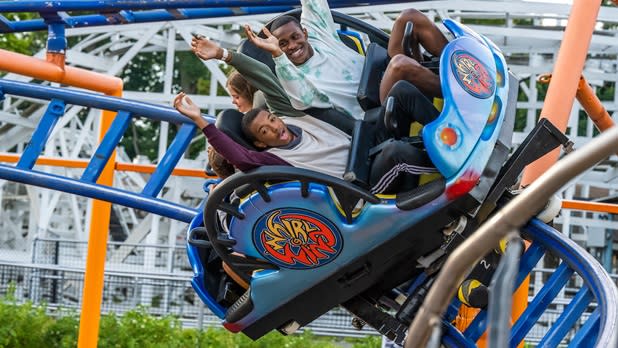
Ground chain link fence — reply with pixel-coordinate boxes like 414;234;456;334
1;238;616;343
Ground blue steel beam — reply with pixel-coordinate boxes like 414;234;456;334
537;286;593;347
0;0;414;33
509;262;575;345
142;123;196;197
0;7;296;33
81;110;133;183
17;99;65;169
0;0;411;12
0;79;215;125
0;163;198;222
0;79;212;223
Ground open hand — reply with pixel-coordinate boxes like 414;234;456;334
244;25;283;57
173;92;208;129
191;35;222;61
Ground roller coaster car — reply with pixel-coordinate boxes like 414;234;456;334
186;12;570;343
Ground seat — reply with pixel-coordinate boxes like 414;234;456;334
356;43;389;112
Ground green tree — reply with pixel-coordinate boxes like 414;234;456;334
0;13;46;55
118;48;216;161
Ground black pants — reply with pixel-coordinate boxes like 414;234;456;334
369;80;440;194
374;80;440;143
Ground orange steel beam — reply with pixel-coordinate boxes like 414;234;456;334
0;153;214;178
521;0;602;186
514;2;603;347
0;49;122;95
0;48;123;348
562;200;618;214
538;74;615;133
78;107;117;348
575;77;615;131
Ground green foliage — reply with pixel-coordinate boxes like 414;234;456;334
597;81;615;101
347;335;382;348
0;286;79;348
0;293;380;348
461;18;506;26
118;49;216;161
0;13;46;55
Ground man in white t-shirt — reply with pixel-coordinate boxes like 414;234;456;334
244;0;448;119
245;0;365;119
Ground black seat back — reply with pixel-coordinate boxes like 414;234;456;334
357;42;389;112
215;109;259;151
343;120;376;188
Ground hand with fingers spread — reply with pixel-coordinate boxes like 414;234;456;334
173;92;208;129
244;24;283;57
191;35;226;61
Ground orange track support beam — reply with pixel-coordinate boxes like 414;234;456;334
0;48;123;348
0;153;213;178
0;49;121;95
78;106;118;348
515;1;603;347
562;200;618;214
575;77;615;132
520;0;602;186
538;74;615;134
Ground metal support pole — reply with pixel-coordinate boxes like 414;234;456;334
515;1;603;342
520;0;602;186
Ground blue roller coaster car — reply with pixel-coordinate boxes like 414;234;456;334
186;12;568;345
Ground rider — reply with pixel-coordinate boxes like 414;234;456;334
177;37;439;193
244;0;448;116
379;9;448;102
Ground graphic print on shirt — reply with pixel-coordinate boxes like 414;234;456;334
253;208;343;269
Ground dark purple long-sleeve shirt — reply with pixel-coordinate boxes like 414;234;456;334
202;124;290;172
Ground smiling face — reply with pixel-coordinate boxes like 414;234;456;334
272;22;314;65
248;110;294;148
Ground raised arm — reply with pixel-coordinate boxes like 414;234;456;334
228;51;304;117
173;92;289;172
300;0;338;40
243;25;334;111
191;35;304;117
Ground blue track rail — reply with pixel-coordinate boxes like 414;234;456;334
441;218;618;347
0;79;216;223
0;0;413;33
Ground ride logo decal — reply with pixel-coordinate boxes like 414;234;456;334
253;208;343;269
451;50;495;99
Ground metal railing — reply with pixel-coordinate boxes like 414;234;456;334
2;244;616;342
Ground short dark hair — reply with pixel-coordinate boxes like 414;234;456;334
270;15;302;33
241;107;267;142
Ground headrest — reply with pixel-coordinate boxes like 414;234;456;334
215;109;259;151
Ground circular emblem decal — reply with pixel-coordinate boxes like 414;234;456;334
451;50;495;99
253;208;343;269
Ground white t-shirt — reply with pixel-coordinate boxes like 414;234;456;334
273;0;365;119
268;115;351;178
